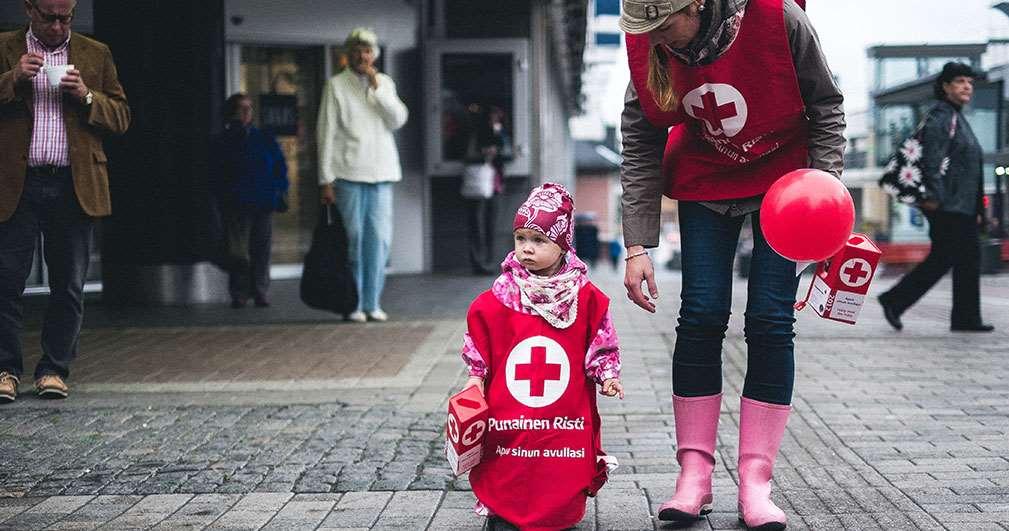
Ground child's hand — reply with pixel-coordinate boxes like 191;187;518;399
600;378;624;399
465;376;485;396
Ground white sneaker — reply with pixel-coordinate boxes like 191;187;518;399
346;311;367;323
367;309;388;322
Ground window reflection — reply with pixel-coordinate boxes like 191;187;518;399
440;53;514;163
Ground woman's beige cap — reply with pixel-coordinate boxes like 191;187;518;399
619;0;695;34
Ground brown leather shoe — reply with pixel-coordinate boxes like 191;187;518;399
0;371;18;403
35;374;68;399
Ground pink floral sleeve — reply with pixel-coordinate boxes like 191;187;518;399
462;331;488;378
585;311;621;384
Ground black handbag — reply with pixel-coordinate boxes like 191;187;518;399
300;205;359;314
878;113;957;205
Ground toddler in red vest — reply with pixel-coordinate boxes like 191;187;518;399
460;182;623;530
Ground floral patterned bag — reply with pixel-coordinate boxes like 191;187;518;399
877;114;957;205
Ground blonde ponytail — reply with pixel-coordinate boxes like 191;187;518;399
647;47;678;112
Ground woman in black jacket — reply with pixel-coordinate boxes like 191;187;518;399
879;62;993;332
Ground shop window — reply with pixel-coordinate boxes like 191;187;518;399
426;39;530;176
238;45;325;263
874;104;915;166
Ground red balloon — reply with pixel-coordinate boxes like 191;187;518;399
760;169;855;262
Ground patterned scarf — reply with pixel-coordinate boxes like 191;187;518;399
492;251;588;329
665;0;748;66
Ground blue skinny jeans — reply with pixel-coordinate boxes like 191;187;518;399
672;202;801;405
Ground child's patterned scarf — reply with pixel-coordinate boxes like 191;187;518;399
492;251;588;329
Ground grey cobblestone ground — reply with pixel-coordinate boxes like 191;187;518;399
1;270;1007;530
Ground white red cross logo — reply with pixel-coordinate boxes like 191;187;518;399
505;336;570;408
838;258;873;288
682;83;748;138
446;413;460;443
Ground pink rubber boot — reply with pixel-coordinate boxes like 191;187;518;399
737;396;790;530
657;393;722;521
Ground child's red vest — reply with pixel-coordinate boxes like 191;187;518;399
626;0;808;201
467;282;610;531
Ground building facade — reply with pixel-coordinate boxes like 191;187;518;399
3;0;589;299
845;43;1007;255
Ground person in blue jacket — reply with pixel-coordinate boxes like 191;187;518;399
213;93;289;308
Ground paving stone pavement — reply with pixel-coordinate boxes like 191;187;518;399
0;269;1007;530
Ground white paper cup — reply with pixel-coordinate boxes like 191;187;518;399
45;64;73;88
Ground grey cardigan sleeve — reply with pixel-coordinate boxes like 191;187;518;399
619;82;668;249
784;0;846;177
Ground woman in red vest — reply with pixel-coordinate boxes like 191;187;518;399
618;0;844;529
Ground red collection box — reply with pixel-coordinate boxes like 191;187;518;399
797;234;882;325
445;385;489;475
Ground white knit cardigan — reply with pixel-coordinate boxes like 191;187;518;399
316;69;409;185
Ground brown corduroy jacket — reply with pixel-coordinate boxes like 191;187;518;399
0;28;130;222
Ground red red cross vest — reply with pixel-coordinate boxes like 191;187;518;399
626;0;808;201
467;283;611;531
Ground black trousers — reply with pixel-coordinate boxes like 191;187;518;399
467;196;497;271
0;169;93;380
880;210;983;327
226;208;273;302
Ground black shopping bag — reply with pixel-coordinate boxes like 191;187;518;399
300;205;358;314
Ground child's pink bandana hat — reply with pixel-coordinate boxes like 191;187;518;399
513;182;575;251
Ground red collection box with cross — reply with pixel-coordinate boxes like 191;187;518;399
445;384;489;475
796;234;882;324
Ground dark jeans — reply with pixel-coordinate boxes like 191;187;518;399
226;208;273;302
467;196;498;271
0;170;94;380
673;202;801;405
880;210;982;327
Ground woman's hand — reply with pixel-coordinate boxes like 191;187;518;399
623;245;658;313
918;199;939;213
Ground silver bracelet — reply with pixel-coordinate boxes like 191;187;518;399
624;250;649;262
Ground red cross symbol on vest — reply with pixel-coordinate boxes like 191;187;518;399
506;336;570;408
839;258;872;288
693;91;737;136
515;346;561;397
682;83;749;137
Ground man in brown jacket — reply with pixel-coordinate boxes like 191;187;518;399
0;0;130;402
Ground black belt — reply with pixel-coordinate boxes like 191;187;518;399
27;165;71;176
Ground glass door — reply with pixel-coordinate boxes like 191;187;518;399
238;45;325;264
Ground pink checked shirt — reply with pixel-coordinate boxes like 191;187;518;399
27;29;71;168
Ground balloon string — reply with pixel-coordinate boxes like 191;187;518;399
794;265;818;311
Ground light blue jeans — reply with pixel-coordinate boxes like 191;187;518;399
334;180;393;313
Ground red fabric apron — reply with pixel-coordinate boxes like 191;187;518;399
467;283;610;531
626;0;808;201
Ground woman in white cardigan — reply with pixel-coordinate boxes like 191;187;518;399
317;28;409;323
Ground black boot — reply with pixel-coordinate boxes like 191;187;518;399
878;297;903;331
951;323;994;332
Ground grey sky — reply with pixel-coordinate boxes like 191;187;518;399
807;0;1009;113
